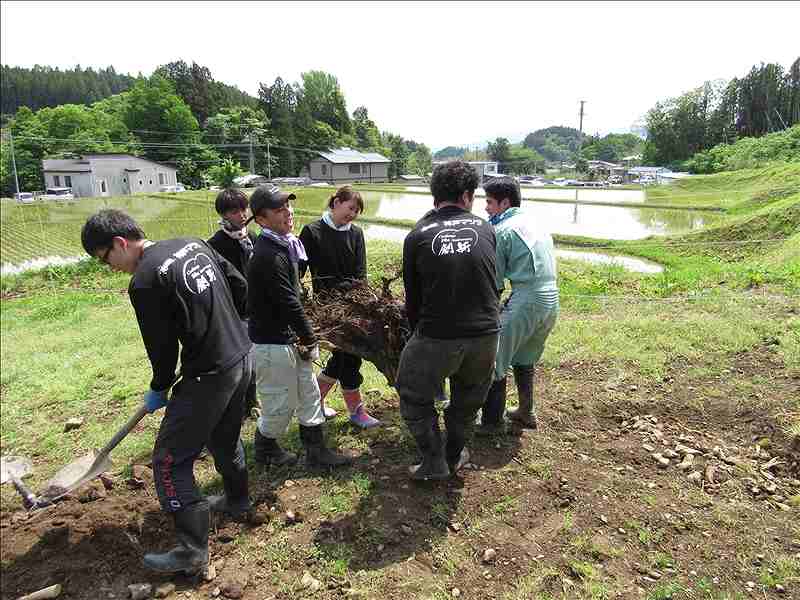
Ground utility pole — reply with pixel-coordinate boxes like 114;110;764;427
578;100;586;136
9;130;20;196
248;134;255;175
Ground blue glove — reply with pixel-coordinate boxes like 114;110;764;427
144;389;169;413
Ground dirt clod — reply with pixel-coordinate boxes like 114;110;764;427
127;583;151;600
154;583;175;598
64;417;84;432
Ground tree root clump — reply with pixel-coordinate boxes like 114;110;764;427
304;277;410;386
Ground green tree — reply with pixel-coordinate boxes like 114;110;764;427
352;106;381;149
487;137;512;170
297;71;351;135
259;77;301;176
406;144;433;176
122;76;201;163
207;157;244;187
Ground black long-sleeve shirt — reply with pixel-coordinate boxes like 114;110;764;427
128;238;250;391
402;205;500;339
247;233;317;346
207;229;257;277
298;219;366;294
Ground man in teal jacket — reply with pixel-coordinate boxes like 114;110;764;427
478;177;559;432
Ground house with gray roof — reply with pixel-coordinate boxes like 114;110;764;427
41;153;178;198
301;147;391;183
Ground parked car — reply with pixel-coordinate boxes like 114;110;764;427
158;183;186;193
14;192;35;203
41;187;74;201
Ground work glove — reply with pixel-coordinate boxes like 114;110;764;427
144;389;169;413
297;343;320;362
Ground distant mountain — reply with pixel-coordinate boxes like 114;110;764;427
522;126;583;162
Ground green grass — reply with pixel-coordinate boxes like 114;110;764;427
1;163;798;503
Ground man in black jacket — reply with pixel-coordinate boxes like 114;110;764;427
397;160;500;480
81;209;252;574
207;188;259;419
247;186;351;469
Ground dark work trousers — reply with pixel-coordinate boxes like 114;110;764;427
322;350;363;390
396;332;498;461
152;353;252;512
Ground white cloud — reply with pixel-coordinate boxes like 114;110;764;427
2;1;798;149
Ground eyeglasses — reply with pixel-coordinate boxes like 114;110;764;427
98;245;113;265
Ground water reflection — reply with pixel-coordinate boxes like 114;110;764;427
369;192;721;240
406;186;647;203
360;223;663;273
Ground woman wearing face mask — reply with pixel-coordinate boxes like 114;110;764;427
298;186;381;429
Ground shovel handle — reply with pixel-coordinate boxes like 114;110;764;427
99;404;149;456
11;474;38;510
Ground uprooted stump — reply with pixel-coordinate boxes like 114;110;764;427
304;277;410;386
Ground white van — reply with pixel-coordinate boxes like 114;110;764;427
41;187;75;201
14;192;35;203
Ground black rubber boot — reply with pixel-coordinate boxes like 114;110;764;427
208;446;252;518
299;425;352;468
447;447;470;475
143;503;209;574
476;377;507;436
407;417;450;481
253;429;297;467
507;365;537;429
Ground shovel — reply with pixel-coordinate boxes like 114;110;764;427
35;404;150;505
3;404;149;510
0;455;38;509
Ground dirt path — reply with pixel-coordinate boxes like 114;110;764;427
2;346;798;600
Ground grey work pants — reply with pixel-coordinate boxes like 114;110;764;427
397;331;498;457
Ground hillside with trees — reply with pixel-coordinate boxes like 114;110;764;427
643;58;800;167
0;65;137;116
686;124;800;173
1;63;432;195
522;126;583;163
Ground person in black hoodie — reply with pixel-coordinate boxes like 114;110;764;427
397;160;500;480
247;185;351;469
81;209;252;575
207;188;258;420
299;185;381;429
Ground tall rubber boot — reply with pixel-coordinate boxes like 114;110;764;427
317;373;338;419
507;365;537;429
343;389;381;429
443;408;471;476
407;417;450;481
299;424;352;468
208;440;252;518
143;502;209;574
253;428;297;466
476;377;507;436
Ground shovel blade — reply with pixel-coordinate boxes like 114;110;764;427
38;450;113;501
0;456;33;484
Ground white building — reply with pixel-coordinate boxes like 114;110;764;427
302;148;391;183
41;153;178;198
